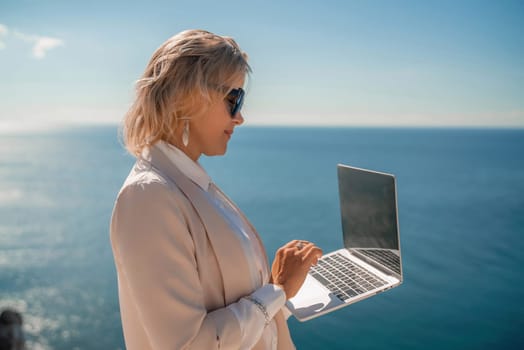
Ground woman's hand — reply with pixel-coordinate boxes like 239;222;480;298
271;240;323;300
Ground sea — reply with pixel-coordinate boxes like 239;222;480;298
0;126;523;349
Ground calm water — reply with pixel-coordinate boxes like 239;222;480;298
0;126;523;349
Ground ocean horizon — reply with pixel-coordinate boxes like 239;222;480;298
1;125;523;349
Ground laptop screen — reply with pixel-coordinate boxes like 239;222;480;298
337;165;399;251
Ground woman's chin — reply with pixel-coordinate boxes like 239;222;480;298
204;147;227;157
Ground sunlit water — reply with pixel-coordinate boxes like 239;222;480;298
1;126;523;349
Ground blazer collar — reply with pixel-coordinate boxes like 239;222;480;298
144;144;254;304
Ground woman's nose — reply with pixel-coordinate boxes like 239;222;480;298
233;112;244;125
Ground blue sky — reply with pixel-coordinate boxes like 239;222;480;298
1;0;523;129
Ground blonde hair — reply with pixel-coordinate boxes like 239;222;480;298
122;29;251;156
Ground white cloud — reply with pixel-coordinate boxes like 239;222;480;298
0;23;8;49
32;37;64;58
14;30;64;59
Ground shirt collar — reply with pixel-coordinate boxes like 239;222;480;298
154;141;212;191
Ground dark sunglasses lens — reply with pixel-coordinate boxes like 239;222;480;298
232;92;244;116
228;89;244;117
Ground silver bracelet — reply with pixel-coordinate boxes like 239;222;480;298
244;295;270;326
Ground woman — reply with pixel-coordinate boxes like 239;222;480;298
110;29;322;350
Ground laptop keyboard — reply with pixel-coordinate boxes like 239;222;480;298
356;249;401;275
309;253;388;302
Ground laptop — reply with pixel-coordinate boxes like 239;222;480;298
286;164;403;321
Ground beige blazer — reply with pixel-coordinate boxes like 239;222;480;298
110;145;295;350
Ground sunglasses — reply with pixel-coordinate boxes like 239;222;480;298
225;88;245;117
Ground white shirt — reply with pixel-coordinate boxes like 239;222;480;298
156;141;286;350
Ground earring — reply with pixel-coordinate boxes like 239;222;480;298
182;119;189;147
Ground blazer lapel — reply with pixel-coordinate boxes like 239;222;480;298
212;185;271;280
146;145;253;304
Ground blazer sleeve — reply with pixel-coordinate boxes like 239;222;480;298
111;181;242;350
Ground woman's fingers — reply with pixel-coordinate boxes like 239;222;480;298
302;245;323;265
296;243;322;264
278;240;322;266
271;240;323;299
281;240;307;250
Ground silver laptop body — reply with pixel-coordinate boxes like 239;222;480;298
286;164;403;321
